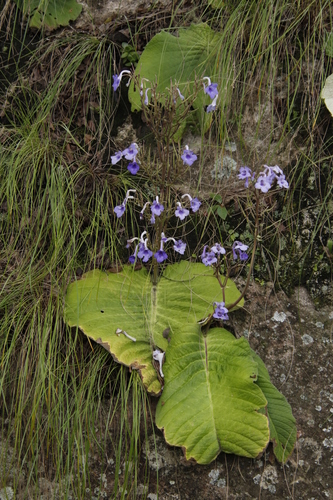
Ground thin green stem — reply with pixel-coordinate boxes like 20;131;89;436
226;192;260;311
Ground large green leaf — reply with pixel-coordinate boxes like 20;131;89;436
155;326;270;463
155;326;296;463
128;24;220;135
255;354;297;463
14;0;82;30
64;262;243;395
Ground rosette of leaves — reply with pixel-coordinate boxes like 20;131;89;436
13;0;82;30
64;261;296;464
121;43;140;67
128;23;220;138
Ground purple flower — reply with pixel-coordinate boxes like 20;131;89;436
127;161;140;175
137;239;153;263
173;239;186;255
254;165;289;192
129;254;136;264
204;83;218;99
111;151;123;165
181;193;201;213
213;302;229;321
181;145;197;166
122;143;139;161
238;166;252;180
137;242;145;257
201;246;217;266
154;234;168;263
112;70;131;91
203;77;218;97
232;241;249;261
112;74;121;91
175;203;190;221
138;247;153;263
238;166;255;188
211;243;226;255
203;77;219;113
127;232;152;263
277;174;289;189
128;243;139;263
150;214;155;224
255;175;272;193
151;197;164;216
206;95;218;113
270;165;284;175
114;203;126;218
191;197;201;212
202;251;217;266
154;250;168;263
114;189;136;218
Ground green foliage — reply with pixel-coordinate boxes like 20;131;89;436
128;23;220;135
328;239;333;255
64;262;244;396
64;264;296;464
254;354;297;463
121;42;140;67
13;0;82;30
156;326;270;464
325;31;333;58
210;194;228;220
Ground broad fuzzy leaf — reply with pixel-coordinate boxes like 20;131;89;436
128;24;220;135
14;0;82;30
156;326;270;463
255;354;297;463
64;262;243;395
156;326;296;464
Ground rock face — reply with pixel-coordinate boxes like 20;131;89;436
77;0;172;25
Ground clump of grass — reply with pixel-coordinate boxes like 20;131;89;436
0;71;151;495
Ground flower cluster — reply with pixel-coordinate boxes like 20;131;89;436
175;193;201;221
238;165;289;192
203;76;218;113
127;231;186;264
201;241;249;266
201;243;226;266
113;186;201;225
232;241;249;261
111;143;140;175
213;301;229;321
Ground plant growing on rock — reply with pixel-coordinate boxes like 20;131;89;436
64;70;296;465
